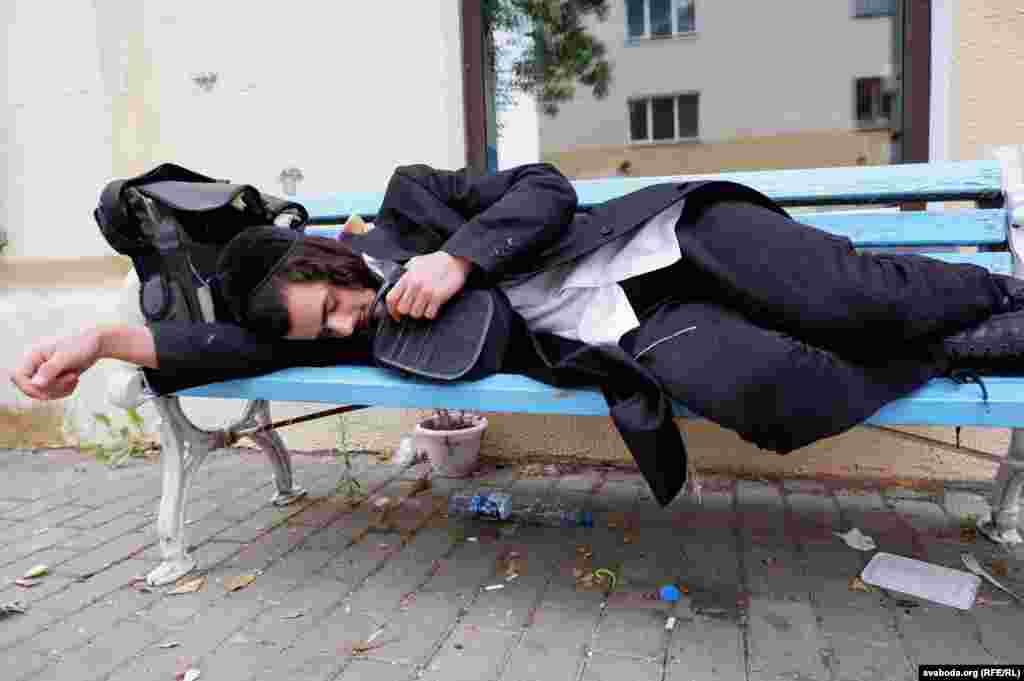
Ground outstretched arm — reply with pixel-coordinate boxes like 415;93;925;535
10;321;374;400
10;324;157;401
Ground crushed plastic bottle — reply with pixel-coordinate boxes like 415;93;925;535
448;488;593;528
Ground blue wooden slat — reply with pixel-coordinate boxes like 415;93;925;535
296;191;386;224
294;161;1003;223
573;160;1003;208
177;366;1024;427
308;210;1010;249
923;251;1012;275
799;209;1007;246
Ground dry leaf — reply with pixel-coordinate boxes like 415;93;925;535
576;545;593;559
223;574;257;592
402;478;432;497
848;576;876;593
518;463;546;478
988;559;1009;578
14;578;41;588
169;576;206;595
351;627;390;655
23;565;48;579
623;530;638;545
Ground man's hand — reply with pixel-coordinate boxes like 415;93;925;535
9;329;104;401
385;251;473;321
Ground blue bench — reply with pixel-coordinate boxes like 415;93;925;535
112;150;1024;586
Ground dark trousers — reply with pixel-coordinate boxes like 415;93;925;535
618;201;1007;453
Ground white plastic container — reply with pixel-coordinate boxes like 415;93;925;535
860;552;981;610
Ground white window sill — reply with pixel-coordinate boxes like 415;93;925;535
854;120;892;131
628;137;701;146
626;32;699;46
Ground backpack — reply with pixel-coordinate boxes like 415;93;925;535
93;163;308;324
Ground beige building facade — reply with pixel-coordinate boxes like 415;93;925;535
539;0;897;178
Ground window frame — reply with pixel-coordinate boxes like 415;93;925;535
627;91;701;144
852;0;897;19
626;0;697;42
854;76;893;130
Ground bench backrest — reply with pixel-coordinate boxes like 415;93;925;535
301;159;1014;276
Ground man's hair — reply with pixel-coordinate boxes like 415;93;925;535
245;235;381;336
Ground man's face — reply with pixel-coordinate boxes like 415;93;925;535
281;281;378;339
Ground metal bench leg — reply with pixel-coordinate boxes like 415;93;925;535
147;395;230;586
227;400;307;506
979;428;1024;545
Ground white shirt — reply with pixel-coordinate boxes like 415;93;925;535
499;198;685;345
358;198;685;346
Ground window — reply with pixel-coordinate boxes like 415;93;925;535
854;77;893;128
853;0;896;18
629;93;699;142
626;0;696;40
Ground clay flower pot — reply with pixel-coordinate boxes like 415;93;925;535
414;411;487;477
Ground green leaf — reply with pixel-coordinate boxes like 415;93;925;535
126;408;144;430
93;413;112;428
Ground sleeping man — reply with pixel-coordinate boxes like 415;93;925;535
11;162;1024;504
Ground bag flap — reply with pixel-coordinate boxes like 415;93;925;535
136;181;261;213
373;287;495;381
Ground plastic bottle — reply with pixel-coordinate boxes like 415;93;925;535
448;488;594;527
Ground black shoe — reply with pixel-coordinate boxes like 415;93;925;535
943;309;1024;372
991;274;1024;313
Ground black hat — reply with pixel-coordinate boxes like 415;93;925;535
216;226;301;325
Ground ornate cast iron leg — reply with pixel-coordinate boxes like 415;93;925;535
978;429;1024;544
227;400;307;506
146;395;230;585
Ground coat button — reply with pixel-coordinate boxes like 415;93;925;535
600;226;613;236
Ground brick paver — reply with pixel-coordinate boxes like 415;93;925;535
0;446;1021;681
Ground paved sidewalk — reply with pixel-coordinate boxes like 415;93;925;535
0;446;1021;681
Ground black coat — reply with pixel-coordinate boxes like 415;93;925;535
146;163;789;505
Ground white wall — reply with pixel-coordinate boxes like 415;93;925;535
2;0;467;258
539;0;893;151
3;0;117;258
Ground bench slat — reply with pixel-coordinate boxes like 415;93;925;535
572;160;1003;208
177;366;1024;428
798;209;1007;246
924;251;1012;274
308;209;1009;249
297;160;1003;224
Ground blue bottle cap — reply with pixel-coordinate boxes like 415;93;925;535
581;511;594;528
659;585;681;602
